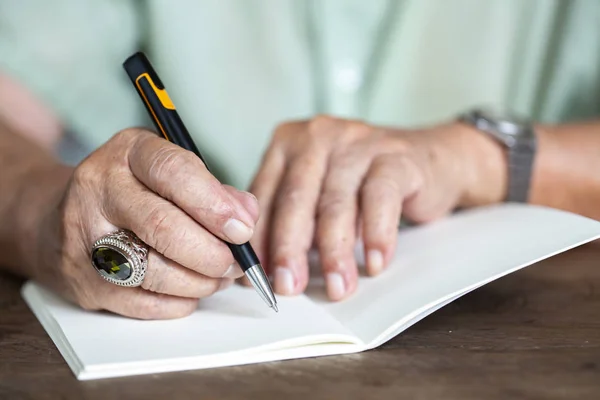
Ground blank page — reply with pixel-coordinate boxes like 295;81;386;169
313;204;600;344
22;281;356;379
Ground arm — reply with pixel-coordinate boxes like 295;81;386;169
0;73;260;319
530;122;600;219
461;120;600;220
0;72;63;148
247;115;600;301
0;73;71;278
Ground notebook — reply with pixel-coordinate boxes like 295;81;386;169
22;204;600;380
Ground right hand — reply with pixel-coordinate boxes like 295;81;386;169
31;128;259;319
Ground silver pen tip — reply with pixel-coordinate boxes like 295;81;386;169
245;264;278;311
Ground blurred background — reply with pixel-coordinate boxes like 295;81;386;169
1;0;599;188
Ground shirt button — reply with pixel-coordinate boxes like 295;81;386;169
333;62;363;92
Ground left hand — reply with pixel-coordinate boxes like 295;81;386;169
247;115;505;300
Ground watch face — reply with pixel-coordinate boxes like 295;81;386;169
474;108;532;137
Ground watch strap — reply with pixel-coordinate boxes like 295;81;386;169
506;131;536;203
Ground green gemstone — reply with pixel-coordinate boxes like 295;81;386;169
92;246;132;280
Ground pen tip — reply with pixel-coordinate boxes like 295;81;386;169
272;303;279;313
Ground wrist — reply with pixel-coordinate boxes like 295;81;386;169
12;162;73;279
527;124;573;210
453;121;508;208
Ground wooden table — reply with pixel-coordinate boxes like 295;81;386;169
1;242;599;400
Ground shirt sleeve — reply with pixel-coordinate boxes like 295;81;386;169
0;0;145;149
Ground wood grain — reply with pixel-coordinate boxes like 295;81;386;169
1;241;599;399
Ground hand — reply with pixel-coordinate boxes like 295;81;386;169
248;115;505;300
30;128;259;319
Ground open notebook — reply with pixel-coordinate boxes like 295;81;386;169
22;204;600;380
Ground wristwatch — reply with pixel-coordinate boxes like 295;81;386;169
459;108;537;203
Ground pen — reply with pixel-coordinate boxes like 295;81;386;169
122;51;278;312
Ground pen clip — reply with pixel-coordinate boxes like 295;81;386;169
135;73;176;110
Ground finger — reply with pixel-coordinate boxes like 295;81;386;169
236;144;286;289
316;147;373;301
141;249;234;298
103;174;239;279
128;133;256;244
269;148;329;296
97;284;199;320
237;275;252;288
223;186;259;284
223;185;260;223
360;154;422;275
247;144;286;271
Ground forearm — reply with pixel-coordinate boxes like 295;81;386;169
0;120;72;278
529;121;600;219
0;72;63;149
0;71;74;277
461;119;600;220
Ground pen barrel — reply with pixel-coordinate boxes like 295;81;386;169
228;242;260;272
123;52;267;279
123;52;208;168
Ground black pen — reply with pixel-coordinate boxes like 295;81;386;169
123;52;278;312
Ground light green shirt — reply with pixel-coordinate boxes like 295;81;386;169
1;0;600;188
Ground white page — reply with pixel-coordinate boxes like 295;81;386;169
311;204;600;344
22;203;600;380
22;281;358;379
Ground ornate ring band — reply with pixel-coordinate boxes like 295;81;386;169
90;229;149;287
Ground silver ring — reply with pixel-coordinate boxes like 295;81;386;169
90;229;149;287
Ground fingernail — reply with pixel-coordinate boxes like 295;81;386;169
274;267;295;295
367;250;384;275
223;218;253;243
223;263;243;278
218;278;233;291
326;273;346;300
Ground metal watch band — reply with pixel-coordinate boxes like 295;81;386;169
459;109;537;203
506;133;536;203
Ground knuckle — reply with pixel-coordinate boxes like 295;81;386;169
277;184;304;208
317;191;348;217
114;127;144;143
74;132;150;191
148;146;180;179
273;119;305;144
344;121;372;141
273;120;296;137
148;147;196;185
144;207;177;254
367;155;421;193
113;128;153;154
383;135;411;153
72;160;99;189
285;171;307;191
329;149;357;169
141;264;165;294
308;114;336;133
395;156;424;191
363;173;401;195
